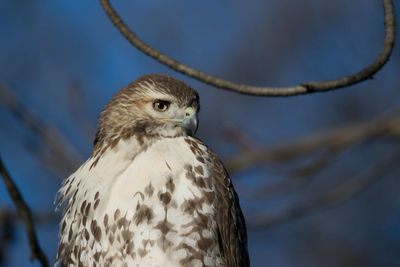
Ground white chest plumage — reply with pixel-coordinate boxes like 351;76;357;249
57;136;221;267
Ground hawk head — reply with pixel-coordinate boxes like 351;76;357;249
94;74;200;150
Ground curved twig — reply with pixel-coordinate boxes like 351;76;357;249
0;157;49;267
99;0;395;96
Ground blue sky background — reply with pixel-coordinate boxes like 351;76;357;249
0;0;399;266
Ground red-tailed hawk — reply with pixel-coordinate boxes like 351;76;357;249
56;74;249;266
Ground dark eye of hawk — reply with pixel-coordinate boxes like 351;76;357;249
153;100;170;112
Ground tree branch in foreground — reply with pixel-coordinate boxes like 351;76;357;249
0;157;49;267
99;0;395;96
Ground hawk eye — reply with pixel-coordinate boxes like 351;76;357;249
153;100;170;112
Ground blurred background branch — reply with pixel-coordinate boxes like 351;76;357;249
247;146;400;228
224;109;400;173
0;83;82;176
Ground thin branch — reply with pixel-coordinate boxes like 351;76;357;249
99;0;395;96
224;112;400;173
247;146;400;229
0;157;49;267
0;83;82;174
289;147;344;178
66;78;97;141
0;210;13;265
0;209;60;225
221;126;259;154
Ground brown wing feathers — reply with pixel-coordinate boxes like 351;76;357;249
209;149;250;267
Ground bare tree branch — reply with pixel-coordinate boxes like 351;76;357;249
0;209;60;225
0;209;13;265
66;78;97;141
0;83;82;175
0;157;49;267
0;208;58;265
224;111;400;173
247;146;400;229
99;0;395;96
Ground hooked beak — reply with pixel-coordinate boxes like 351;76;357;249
160;107;198;136
181;107;198;136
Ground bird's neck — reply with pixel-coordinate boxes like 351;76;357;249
89;134;154;169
